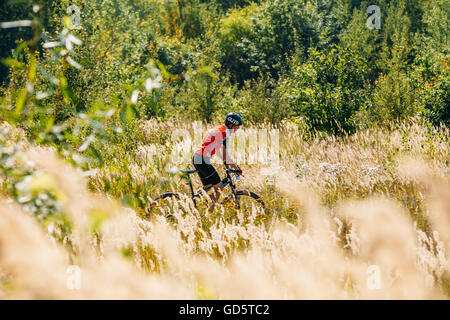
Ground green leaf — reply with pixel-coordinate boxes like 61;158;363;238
121;247;132;258
15;88;28;116
88;145;104;167
156;60;175;80
61;86;78;110
119;104;137;123
88;209;109;235
35;117;55;144
197;65;214;77
122;84;134;94
1;58;24;69
13;41;28;58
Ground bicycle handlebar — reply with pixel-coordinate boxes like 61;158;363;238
224;161;243;176
226;168;242;174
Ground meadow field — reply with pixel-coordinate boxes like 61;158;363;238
0;118;448;299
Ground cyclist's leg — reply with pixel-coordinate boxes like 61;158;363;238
208;181;223;212
192;154;221;212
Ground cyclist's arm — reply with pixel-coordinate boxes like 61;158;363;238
222;143;240;172
222;141;232;165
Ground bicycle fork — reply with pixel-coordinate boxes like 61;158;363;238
225;170;240;209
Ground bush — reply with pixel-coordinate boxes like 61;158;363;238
420;73;450;126
167;66;235;122
215;0;319;86
365;70;420;124
234;74;292;125
214;2;259;85
279;46;371;134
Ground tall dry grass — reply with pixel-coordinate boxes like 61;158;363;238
0;119;449;299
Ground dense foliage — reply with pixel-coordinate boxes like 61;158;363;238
0;0;448;134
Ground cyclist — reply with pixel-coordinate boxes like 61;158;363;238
193;112;243;212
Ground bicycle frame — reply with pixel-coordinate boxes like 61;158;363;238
182;166;239;208
149;165;266;217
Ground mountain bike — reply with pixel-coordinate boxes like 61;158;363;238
147;163;267;217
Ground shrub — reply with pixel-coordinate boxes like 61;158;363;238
279;46;371;134
420;73;450;126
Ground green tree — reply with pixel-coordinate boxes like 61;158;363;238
216;0;319;86
280;46;371;134
339;1;381;82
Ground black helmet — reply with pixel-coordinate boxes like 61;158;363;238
225;112;243;127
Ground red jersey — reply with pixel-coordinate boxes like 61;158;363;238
195;124;230;158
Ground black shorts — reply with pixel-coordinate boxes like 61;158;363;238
192;153;221;187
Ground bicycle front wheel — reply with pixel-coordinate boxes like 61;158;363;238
220;190;267;216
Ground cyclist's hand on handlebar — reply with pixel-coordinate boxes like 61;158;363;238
234;165;243;176
224;161;243;175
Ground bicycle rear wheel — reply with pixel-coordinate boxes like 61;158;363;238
146;192;181;218
146;192;209;218
220;190;267;216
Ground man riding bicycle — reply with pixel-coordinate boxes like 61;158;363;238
193;112;243;212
